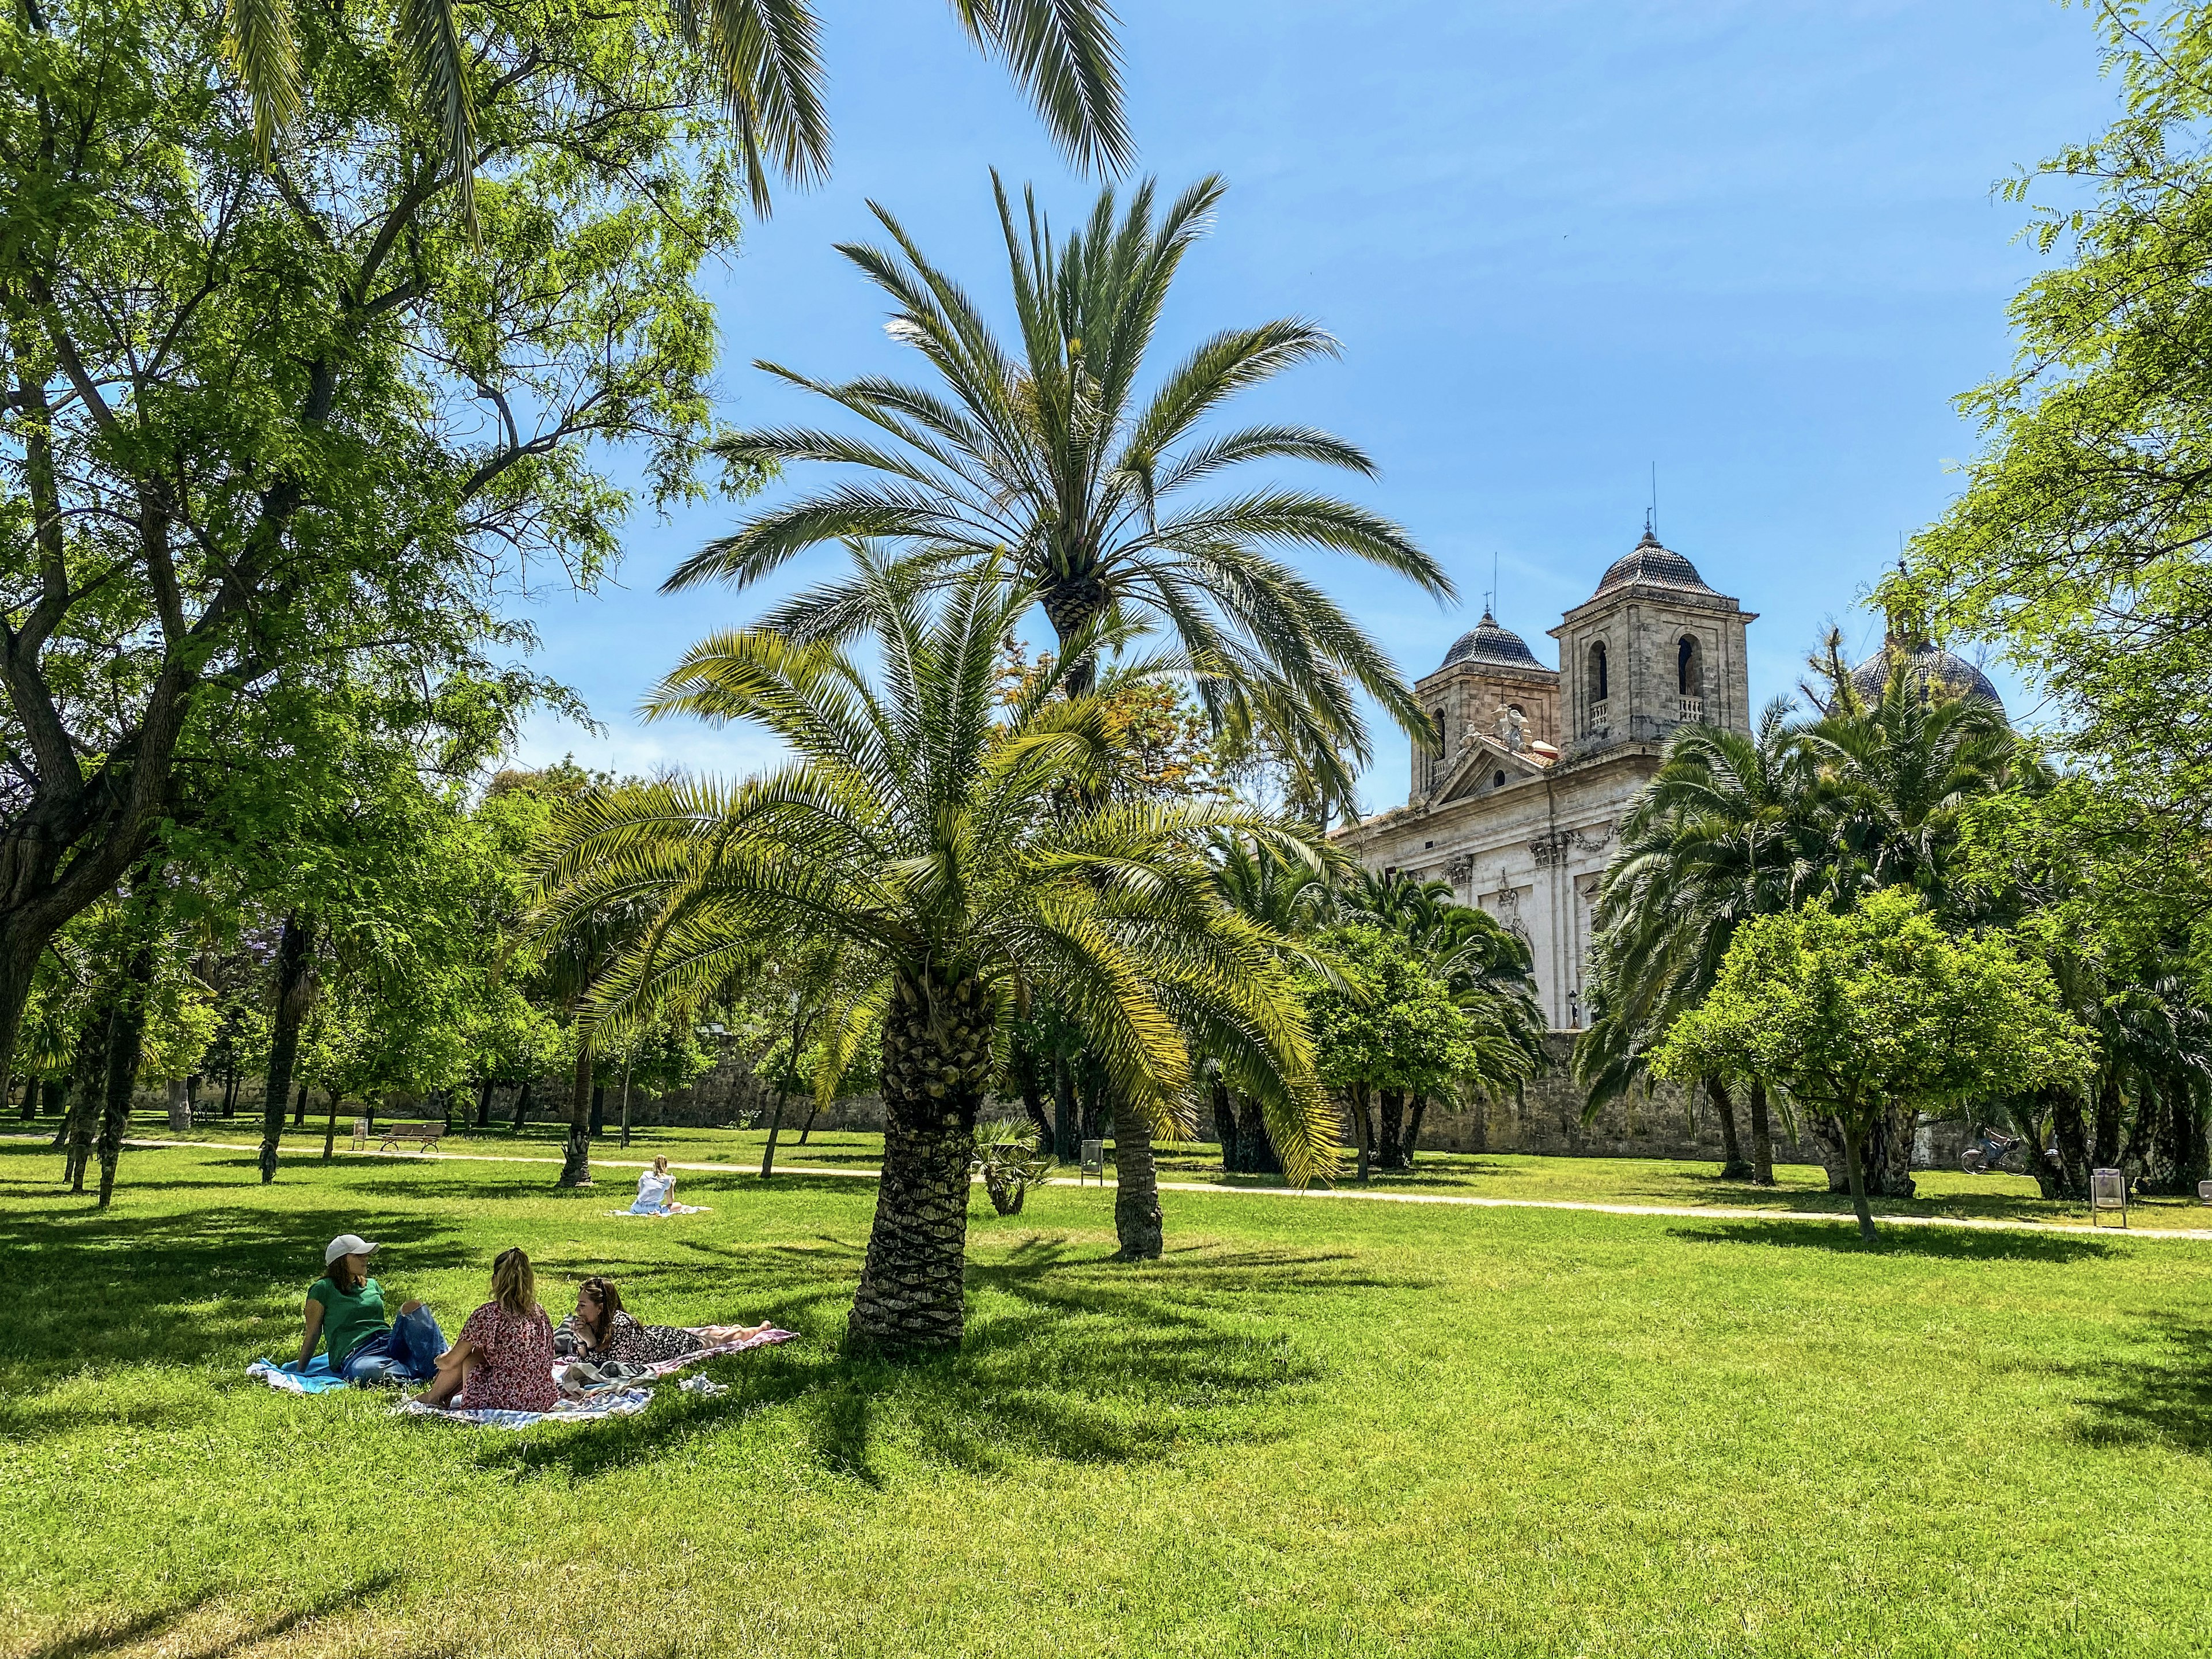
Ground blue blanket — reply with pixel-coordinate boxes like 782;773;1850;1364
246;1356;350;1394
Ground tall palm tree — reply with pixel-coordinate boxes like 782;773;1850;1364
664;173;1455;818
1575;699;1826;1184
531;550;1334;1351
218;0;1130;236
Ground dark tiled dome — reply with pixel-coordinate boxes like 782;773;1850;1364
1594;527;1717;596
1849;642;2005;717
1441;609;1543;671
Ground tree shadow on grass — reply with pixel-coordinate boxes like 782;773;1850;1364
23;1571;399;1659
476;1238;1397;1488
2065;1317;2212;1456
1666;1220;2116;1263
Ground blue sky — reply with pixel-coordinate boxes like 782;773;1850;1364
513;0;2119;816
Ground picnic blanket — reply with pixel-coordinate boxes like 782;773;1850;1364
392;1387;654;1429
245;1356;350;1394
245;1325;797;1423
604;1203;711;1218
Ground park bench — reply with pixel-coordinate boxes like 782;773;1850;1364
373;1121;448;1154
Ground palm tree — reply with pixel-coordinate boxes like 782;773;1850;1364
1340;871;1545;1166
218;0;1130;237
531;550;1334;1351
1575;700;1825;1184
663;173;1455;819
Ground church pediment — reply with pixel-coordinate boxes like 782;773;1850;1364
1434;732;1551;804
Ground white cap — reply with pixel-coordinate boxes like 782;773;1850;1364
324;1233;380;1266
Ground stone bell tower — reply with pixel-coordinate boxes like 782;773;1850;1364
1550;522;1754;749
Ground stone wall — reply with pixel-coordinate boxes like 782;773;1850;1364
1399;1033;1830;1164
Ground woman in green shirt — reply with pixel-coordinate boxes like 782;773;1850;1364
298;1233;449;1384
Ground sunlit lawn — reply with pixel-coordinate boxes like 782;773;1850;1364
6;1137;2212;1657
82;1103;2212;1229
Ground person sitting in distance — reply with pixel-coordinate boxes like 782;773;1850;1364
298;1233;448;1385
628;1156;680;1215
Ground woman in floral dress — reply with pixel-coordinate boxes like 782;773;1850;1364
418;1248;558;1411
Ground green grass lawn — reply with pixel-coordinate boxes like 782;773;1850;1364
81;1101;2212;1229
8;1136;2212;1657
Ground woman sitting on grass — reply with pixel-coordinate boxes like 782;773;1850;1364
628;1156;681;1215
418;1248;558;1412
552;1275;768;1365
298;1233;447;1385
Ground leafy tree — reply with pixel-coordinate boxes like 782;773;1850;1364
1651;891;2093;1240
1908;1;2212;954
0;0;756;1091
664;172;1453;819
531;550;1333;1351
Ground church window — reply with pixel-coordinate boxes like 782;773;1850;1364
1494;770;1506;788
1677;635;1703;698
1589;641;1608;702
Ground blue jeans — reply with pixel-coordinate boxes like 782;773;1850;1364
339;1304;448;1385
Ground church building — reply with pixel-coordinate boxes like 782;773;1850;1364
1332;526;1756;1029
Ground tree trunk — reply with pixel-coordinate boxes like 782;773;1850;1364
2051;1089;2091;1199
165;1078;190;1134
1211;1077;1240;1174
797;1100;819;1145
848;971;993;1355
59;1007;105;1182
1051;1050;1077;1164
94;940;156;1209
13;1074;29;1122
1709;1076;1751;1180
1077;1054;1104;1146
1348;1082;1374;1183
1841;1117;1877;1242
1812;1104;1917;1198
558;1040;593;1187
2092;1072;2124;1172
590;1081;605;1137
1376;1086;1407;1171
760;1090;787;1178
1404;1090;1430;1164
473;1078;493;1130
1113;1094;1164;1261
292;1082;308;1128
257;914;313;1183
321;1092;344;1161
1748;1080;1775;1186
1236;1092;1282;1175
618;1058;635;1150
39;1076;64;1120
511;1078;533;1131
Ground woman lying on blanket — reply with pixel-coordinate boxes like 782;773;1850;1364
552;1275;768;1366
299;1233;448;1385
416;1248;558;1412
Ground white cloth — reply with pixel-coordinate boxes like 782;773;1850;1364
629;1171;675;1214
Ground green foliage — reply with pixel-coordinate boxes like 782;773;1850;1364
1907;1;2212;956
663;172;1451;819
1300;923;1483;1101
1652;890;2093;1229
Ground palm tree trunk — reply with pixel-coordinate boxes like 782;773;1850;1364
1113;1094;1164;1260
558;1040;593;1187
1211;1077;1240;1173
1376;1087;1406;1169
1709;1076;1751;1180
2052;1089;2091;1199
94;940;156;1209
1748;1080;1775;1186
1051;1051;1077;1164
1013;1034;1052;1158
849;972;993;1355
590;1082;605;1137
2093;1073;2124;1171
257;913;313;1183
1236;1092;1282;1175
58;1007;107;1182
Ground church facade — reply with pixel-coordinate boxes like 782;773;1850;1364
1334;528;1756;1029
